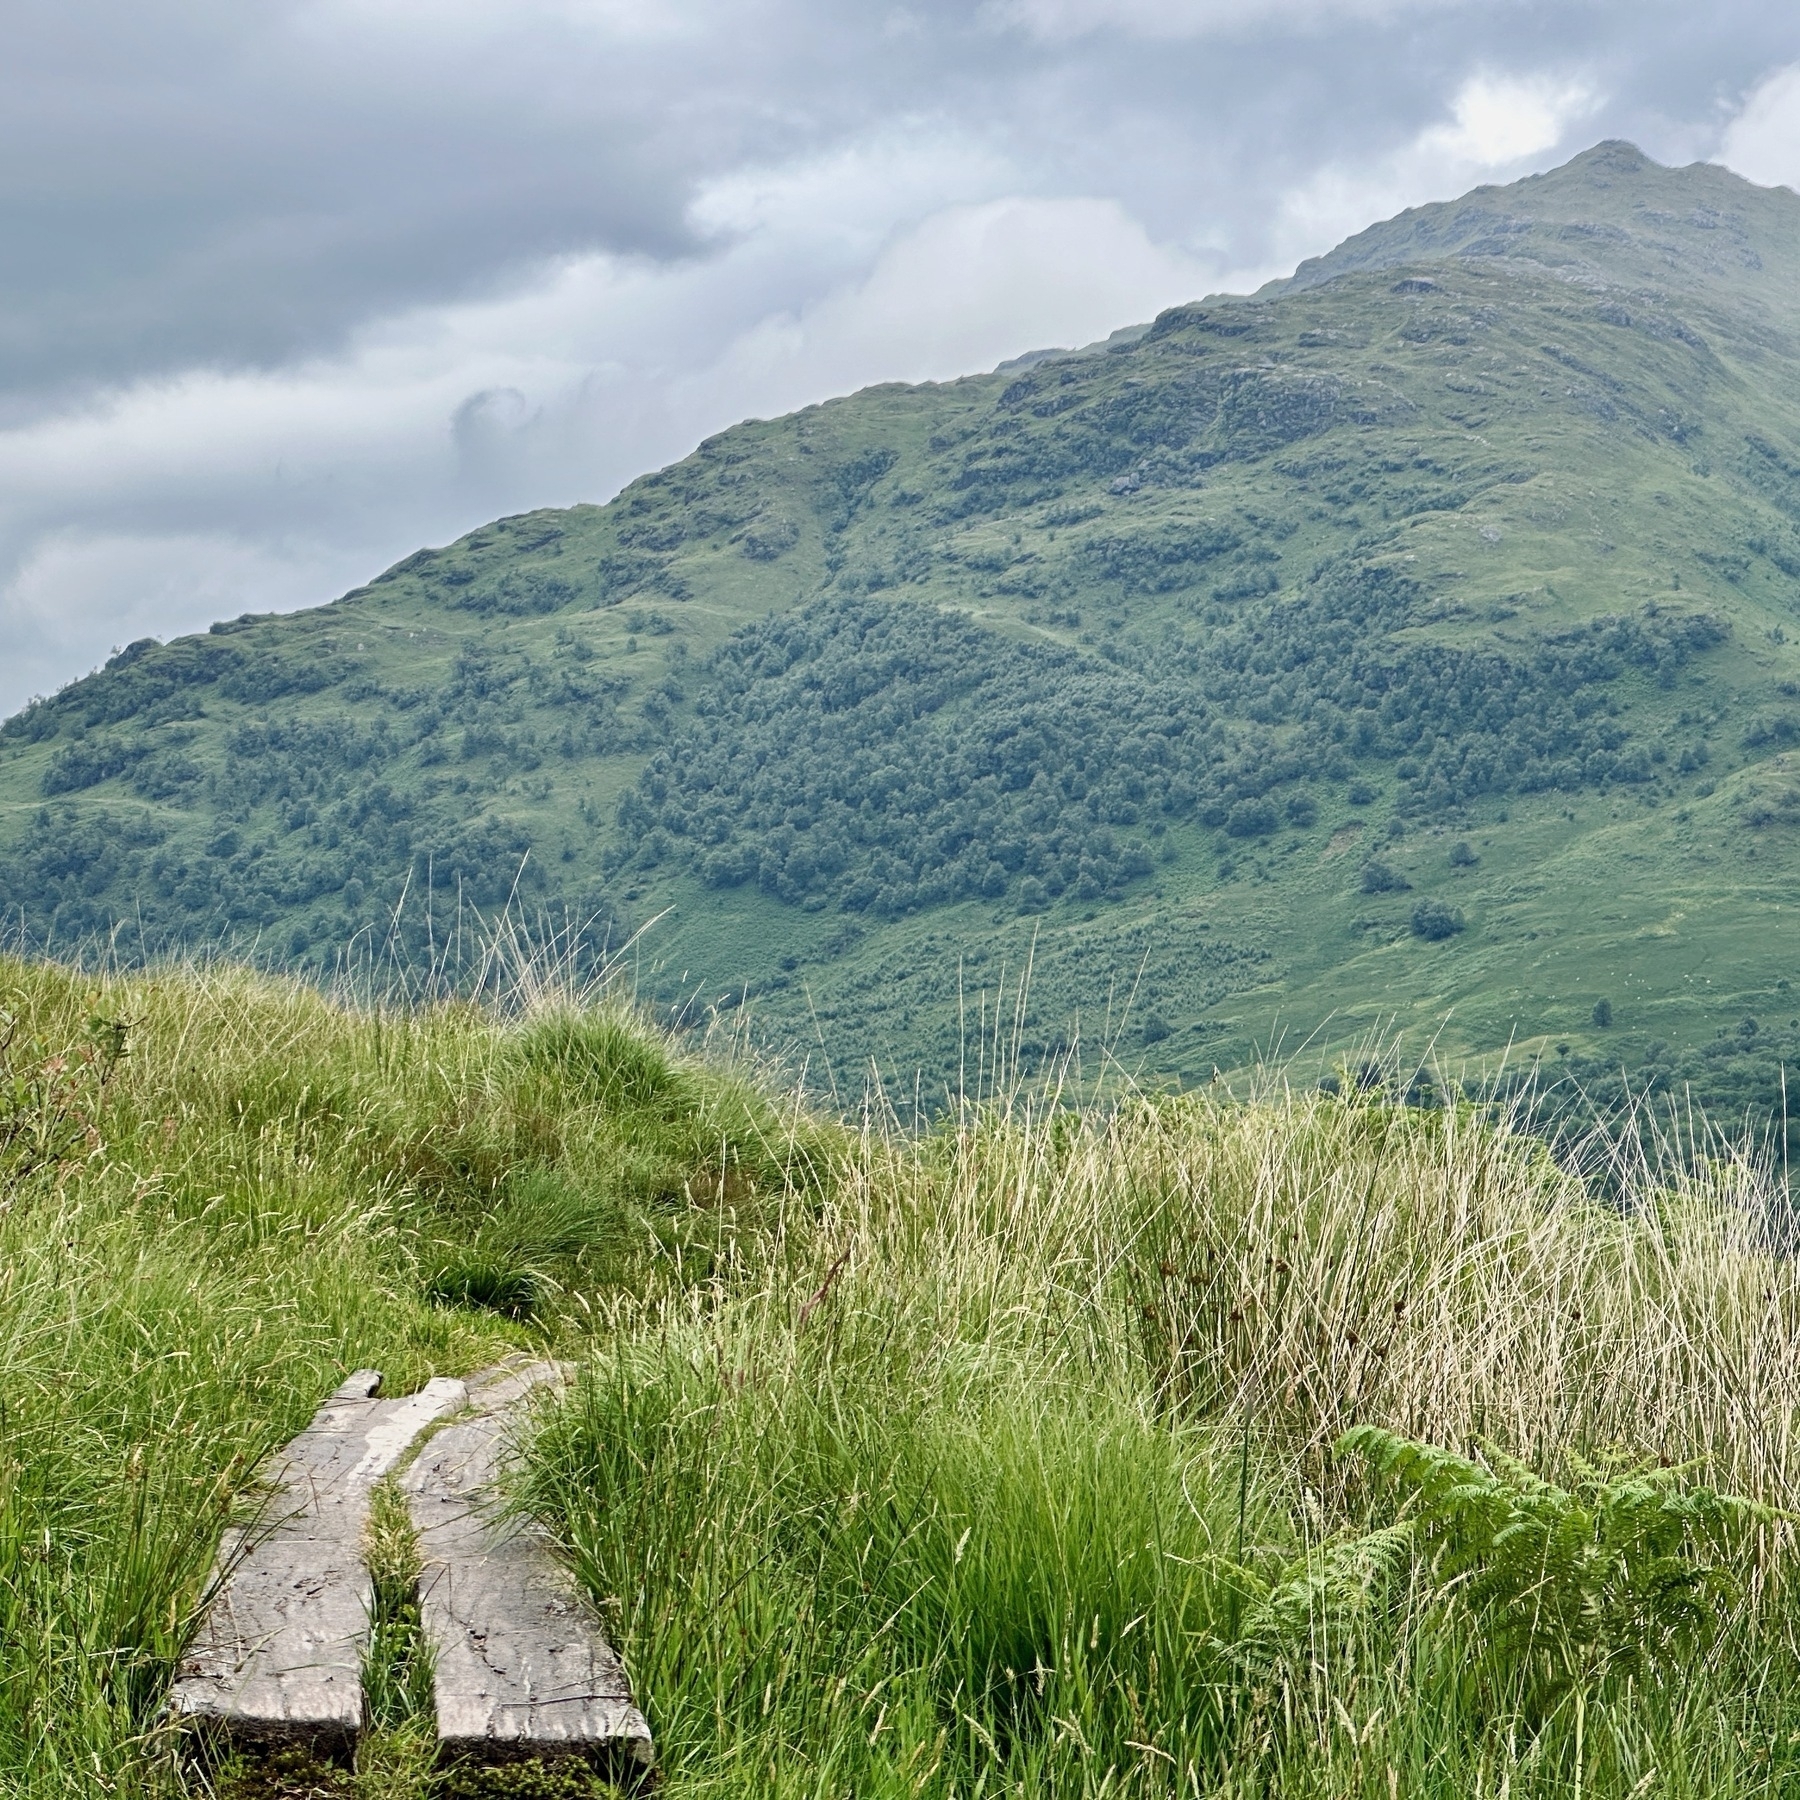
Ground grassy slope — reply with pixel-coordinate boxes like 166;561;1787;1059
11;959;1800;1797
8;144;1800;1106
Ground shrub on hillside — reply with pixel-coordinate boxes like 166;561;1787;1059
1225;797;1279;838
1411;896;1465;940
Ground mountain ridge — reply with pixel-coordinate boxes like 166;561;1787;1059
8;142;1800;1124
1271;140;1800;302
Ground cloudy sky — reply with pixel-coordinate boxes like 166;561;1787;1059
5;0;1800;716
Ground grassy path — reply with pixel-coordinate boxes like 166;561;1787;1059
0;956;814;1798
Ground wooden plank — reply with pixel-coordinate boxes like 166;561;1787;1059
405;1358;653;1767
169;1369;466;1751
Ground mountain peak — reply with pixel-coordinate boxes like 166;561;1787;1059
1557;137;1653;178
10;140;1800;1122
1266;138;1800;308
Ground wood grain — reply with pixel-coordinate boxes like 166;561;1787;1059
169;1369;465;1750
405;1358;653;1766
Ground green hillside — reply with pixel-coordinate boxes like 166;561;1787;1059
10;139;1800;1118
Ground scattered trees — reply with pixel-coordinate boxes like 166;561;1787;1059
614;580;1722;918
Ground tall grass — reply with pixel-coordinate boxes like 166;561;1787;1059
529;1086;1800;1798
0;953;820;1798
10;944;1800;1798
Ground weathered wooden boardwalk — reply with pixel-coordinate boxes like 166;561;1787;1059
170;1359;652;1771
168;1369;466;1749
405;1359;653;1767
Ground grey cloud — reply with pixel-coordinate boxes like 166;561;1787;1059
4;0;1788;398
3;0;1799;713
979;0;1468;45
6;2;1019;398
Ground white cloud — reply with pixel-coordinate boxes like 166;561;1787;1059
4;531;349;710
691;129;1017;253
690;195;1214;416
1718;62;1800;193
1425;70;1593;166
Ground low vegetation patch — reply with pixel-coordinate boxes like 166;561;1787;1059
0;954;821;1798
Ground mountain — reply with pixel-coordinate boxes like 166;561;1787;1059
10;140;1800;1121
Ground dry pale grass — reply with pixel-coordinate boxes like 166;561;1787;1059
826;1084;1800;1503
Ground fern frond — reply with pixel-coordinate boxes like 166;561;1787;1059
1334;1424;1762;1718
1236;1522;1415;1674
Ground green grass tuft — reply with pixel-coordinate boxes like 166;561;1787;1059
426;1248;542;1319
526;1084;1800;1798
